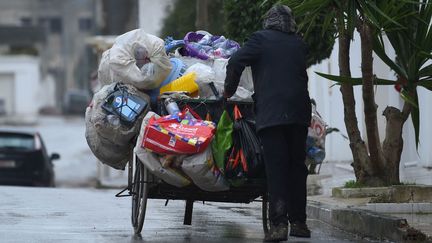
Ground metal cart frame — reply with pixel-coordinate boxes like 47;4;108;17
116;98;270;235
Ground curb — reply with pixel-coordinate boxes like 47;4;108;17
332;185;432;203
307;200;430;242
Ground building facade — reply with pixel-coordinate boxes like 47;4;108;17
0;56;41;124
0;0;98;110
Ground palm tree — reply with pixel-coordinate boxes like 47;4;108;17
282;0;431;185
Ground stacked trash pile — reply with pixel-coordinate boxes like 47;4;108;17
85;28;327;191
86;29;171;171
85;29;258;192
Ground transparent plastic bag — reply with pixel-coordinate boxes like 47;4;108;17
99;29;172;90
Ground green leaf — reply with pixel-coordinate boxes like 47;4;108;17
315;72;396;85
417;80;432;91
315;72;362;85
361;1;404;29
400;90;418;109
372;35;408;79
409;91;420;150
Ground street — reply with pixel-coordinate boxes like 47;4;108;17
0;186;373;243
0;116;374;242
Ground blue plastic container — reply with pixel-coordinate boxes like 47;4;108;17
146;58;187;103
160;58;187;87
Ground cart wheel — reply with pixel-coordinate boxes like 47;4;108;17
127;159;133;189
262;195;270;234
131;154;149;234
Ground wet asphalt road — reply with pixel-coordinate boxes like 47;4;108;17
0;116;379;242
0;186;375;243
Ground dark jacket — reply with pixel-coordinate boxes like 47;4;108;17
225;29;311;131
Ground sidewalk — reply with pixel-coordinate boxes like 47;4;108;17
307;161;432;242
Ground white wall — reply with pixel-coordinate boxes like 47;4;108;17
138;0;175;36
308;34;432;167
308;34;365;162
0;55;40;124
417;87;432;167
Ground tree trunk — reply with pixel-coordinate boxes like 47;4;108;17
359;21;386;186
195;0;209;30
338;32;373;183
382;103;411;184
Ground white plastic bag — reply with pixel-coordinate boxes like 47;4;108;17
98;49;113;86
134;112;191;187
212;58;254;100
182;147;229;192
184;63;218;98
85;107;131;170
86;82;150;147
85;82;150;170
135;148;191;188
98;29;172;90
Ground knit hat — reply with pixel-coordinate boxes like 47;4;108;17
263;4;297;33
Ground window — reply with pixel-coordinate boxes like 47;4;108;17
38;17;62;34
79;18;92;32
38;17;48;27
21;17;32;27
49;18;62;34
0;134;35;151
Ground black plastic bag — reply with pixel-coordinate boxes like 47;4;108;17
225;105;264;180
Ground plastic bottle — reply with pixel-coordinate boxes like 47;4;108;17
107;114;120;126
164;98;180;115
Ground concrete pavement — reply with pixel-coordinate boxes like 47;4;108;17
307;161;432;242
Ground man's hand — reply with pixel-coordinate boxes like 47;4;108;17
223;91;232;99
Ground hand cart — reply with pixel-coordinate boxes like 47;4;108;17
116;98;270;235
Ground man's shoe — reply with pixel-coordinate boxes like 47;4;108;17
264;224;288;242
289;222;311;238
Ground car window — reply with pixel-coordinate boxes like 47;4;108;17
0;133;35;151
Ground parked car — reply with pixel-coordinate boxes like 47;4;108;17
63;89;91;115
0;129;60;187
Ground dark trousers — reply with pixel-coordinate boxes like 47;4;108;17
258;124;308;226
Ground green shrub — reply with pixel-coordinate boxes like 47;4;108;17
224;0;335;67
160;0;225;39
344;180;366;188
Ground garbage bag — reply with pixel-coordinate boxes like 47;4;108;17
85;107;131;170
184;63;217;98
84;83;150;170
98;29;172;90
97;49;113;87
211;110;233;172
182;147;229;192
212;58;254;101
225;106;264;179
135;112;191;187
86;82;150;147
180;32;240;60
213;58;254;92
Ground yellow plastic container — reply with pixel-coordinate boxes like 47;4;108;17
159;72;199;96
